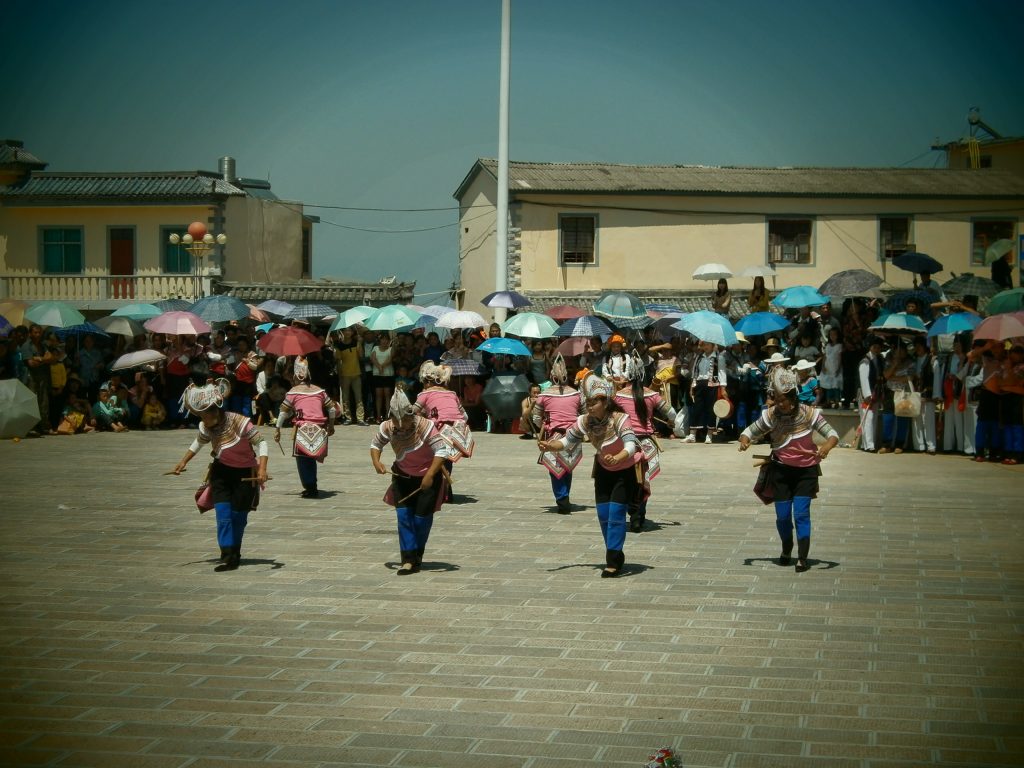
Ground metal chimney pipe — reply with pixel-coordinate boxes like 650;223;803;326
219;156;236;183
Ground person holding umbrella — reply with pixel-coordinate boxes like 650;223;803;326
531;354;585;514
370;387;450;575
275;357;339;499
738;366;839;573
171;378;270;572
537;373;640;578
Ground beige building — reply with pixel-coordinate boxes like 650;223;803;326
455;159;1024;315
0;140;318;311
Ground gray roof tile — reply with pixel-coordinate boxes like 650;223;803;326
219;281;416;306
0;171;246;200
459;159;1024;199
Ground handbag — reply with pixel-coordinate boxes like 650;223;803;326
893;381;922;418
753;459;776;505
194;463;214;513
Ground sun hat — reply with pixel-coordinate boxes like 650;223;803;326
764;352;790;365
792;359;817;372
762;337;781;349
608;334;626;346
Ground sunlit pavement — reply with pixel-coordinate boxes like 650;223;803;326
1;427;1022;767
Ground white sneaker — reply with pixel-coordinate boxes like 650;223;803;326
704;434;712;444
682;434;696;444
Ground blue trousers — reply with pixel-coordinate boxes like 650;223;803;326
296;456;318;490
550;471;573;501
595;502;628;552
396;506;433;554
882;414;910;447
214;502;248;549
774;497;811;544
975;420;1002;455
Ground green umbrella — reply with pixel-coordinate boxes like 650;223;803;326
502;312;560;338
111;303;163;320
24;301;85;329
329;305;376;332
985;288;1024;315
364;305;421;331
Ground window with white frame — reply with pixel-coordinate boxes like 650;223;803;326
40;227;83;273
879;216;913;261
767;218;812;264
559;215;597;266
971;219;1015;267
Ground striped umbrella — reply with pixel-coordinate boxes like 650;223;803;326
941;273;1002;300
283;303;336;322
25;301;86;329
554;315;613;338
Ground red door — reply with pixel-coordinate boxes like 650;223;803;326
110;228;135;299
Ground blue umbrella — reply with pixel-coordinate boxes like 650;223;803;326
255;322;275;334
735;311;791;336
477;337;532;356
153;298;192;312
771;286;830;309
868;312;928;335
554;315;613;338
671;310;738;347
0;314;12;336
54;322;109;339
190;294;250;323
257;299;296;316
892;251;943;274
481;290;532;309
283;303;336;322
927;313;982;338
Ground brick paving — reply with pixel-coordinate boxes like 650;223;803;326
0;426;1022;767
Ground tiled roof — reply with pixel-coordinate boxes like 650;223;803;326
219;281;416;306
0;171;246;200
457;159;1024;199
0;141;46;169
523;290;759;320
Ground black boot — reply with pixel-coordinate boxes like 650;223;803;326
215;547;240;572
555;497;571;514
795;538;810;572
779;539;793;566
628;504;642;532
218;547;231;563
396;550;420;575
602;549;625;578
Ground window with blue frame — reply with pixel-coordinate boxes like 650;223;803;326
41;227;83;273
162;226;191;273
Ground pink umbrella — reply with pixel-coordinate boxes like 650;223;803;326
545;304;586;322
247;304;270;322
973;312;1024;342
556;337;591;357
144;311;212;336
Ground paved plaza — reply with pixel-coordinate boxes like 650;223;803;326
1;426;1022;768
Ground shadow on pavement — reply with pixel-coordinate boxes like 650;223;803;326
742;556;840;570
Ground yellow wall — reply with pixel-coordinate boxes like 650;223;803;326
224;197;304;284
459;186;1023;308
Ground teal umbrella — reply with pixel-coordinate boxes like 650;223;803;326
364;305;421;331
329;305;376;332
24;301;86;329
111;303;163;321
868;312;927;335
671;310;738;346
502;312;560;339
985;288;1024;315
771;286;830;309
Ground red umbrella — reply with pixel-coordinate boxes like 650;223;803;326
544;304;586;322
257;326;324;356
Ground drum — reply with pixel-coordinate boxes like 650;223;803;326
712;394;734;419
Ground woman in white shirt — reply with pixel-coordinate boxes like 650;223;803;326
370;334;395;424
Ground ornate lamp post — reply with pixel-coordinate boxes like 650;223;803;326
168;221;226;301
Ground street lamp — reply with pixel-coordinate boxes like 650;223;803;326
168;221;226;301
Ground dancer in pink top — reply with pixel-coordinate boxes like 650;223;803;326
530;354;584;513
172;378;269;572
738;366;839;572
370;387;450;575
275;357;339;499
414;362;474;498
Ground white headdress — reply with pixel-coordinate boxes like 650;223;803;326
768;365;799;396
180;378;232;415
389;384;416;421
628;350;646;382
293;355;310;382
581;372;614;401
549;353;568;384
419;360;451;386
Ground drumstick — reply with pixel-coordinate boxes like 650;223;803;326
395;487;420;505
241;476;272;482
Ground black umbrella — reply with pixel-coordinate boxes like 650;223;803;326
941;273;1003;299
818;269;882;298
892;251;943;274
482;373;531;420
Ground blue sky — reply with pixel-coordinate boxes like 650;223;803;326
3;0;1022;303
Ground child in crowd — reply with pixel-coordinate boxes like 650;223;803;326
142;392;168;429
92;386;129;432
819;327;843;408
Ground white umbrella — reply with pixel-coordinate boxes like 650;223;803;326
111;349;167;371
740;265;778;278
95;315;146;338
0;380;41;438
435;310;486;330
692;263;733;280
